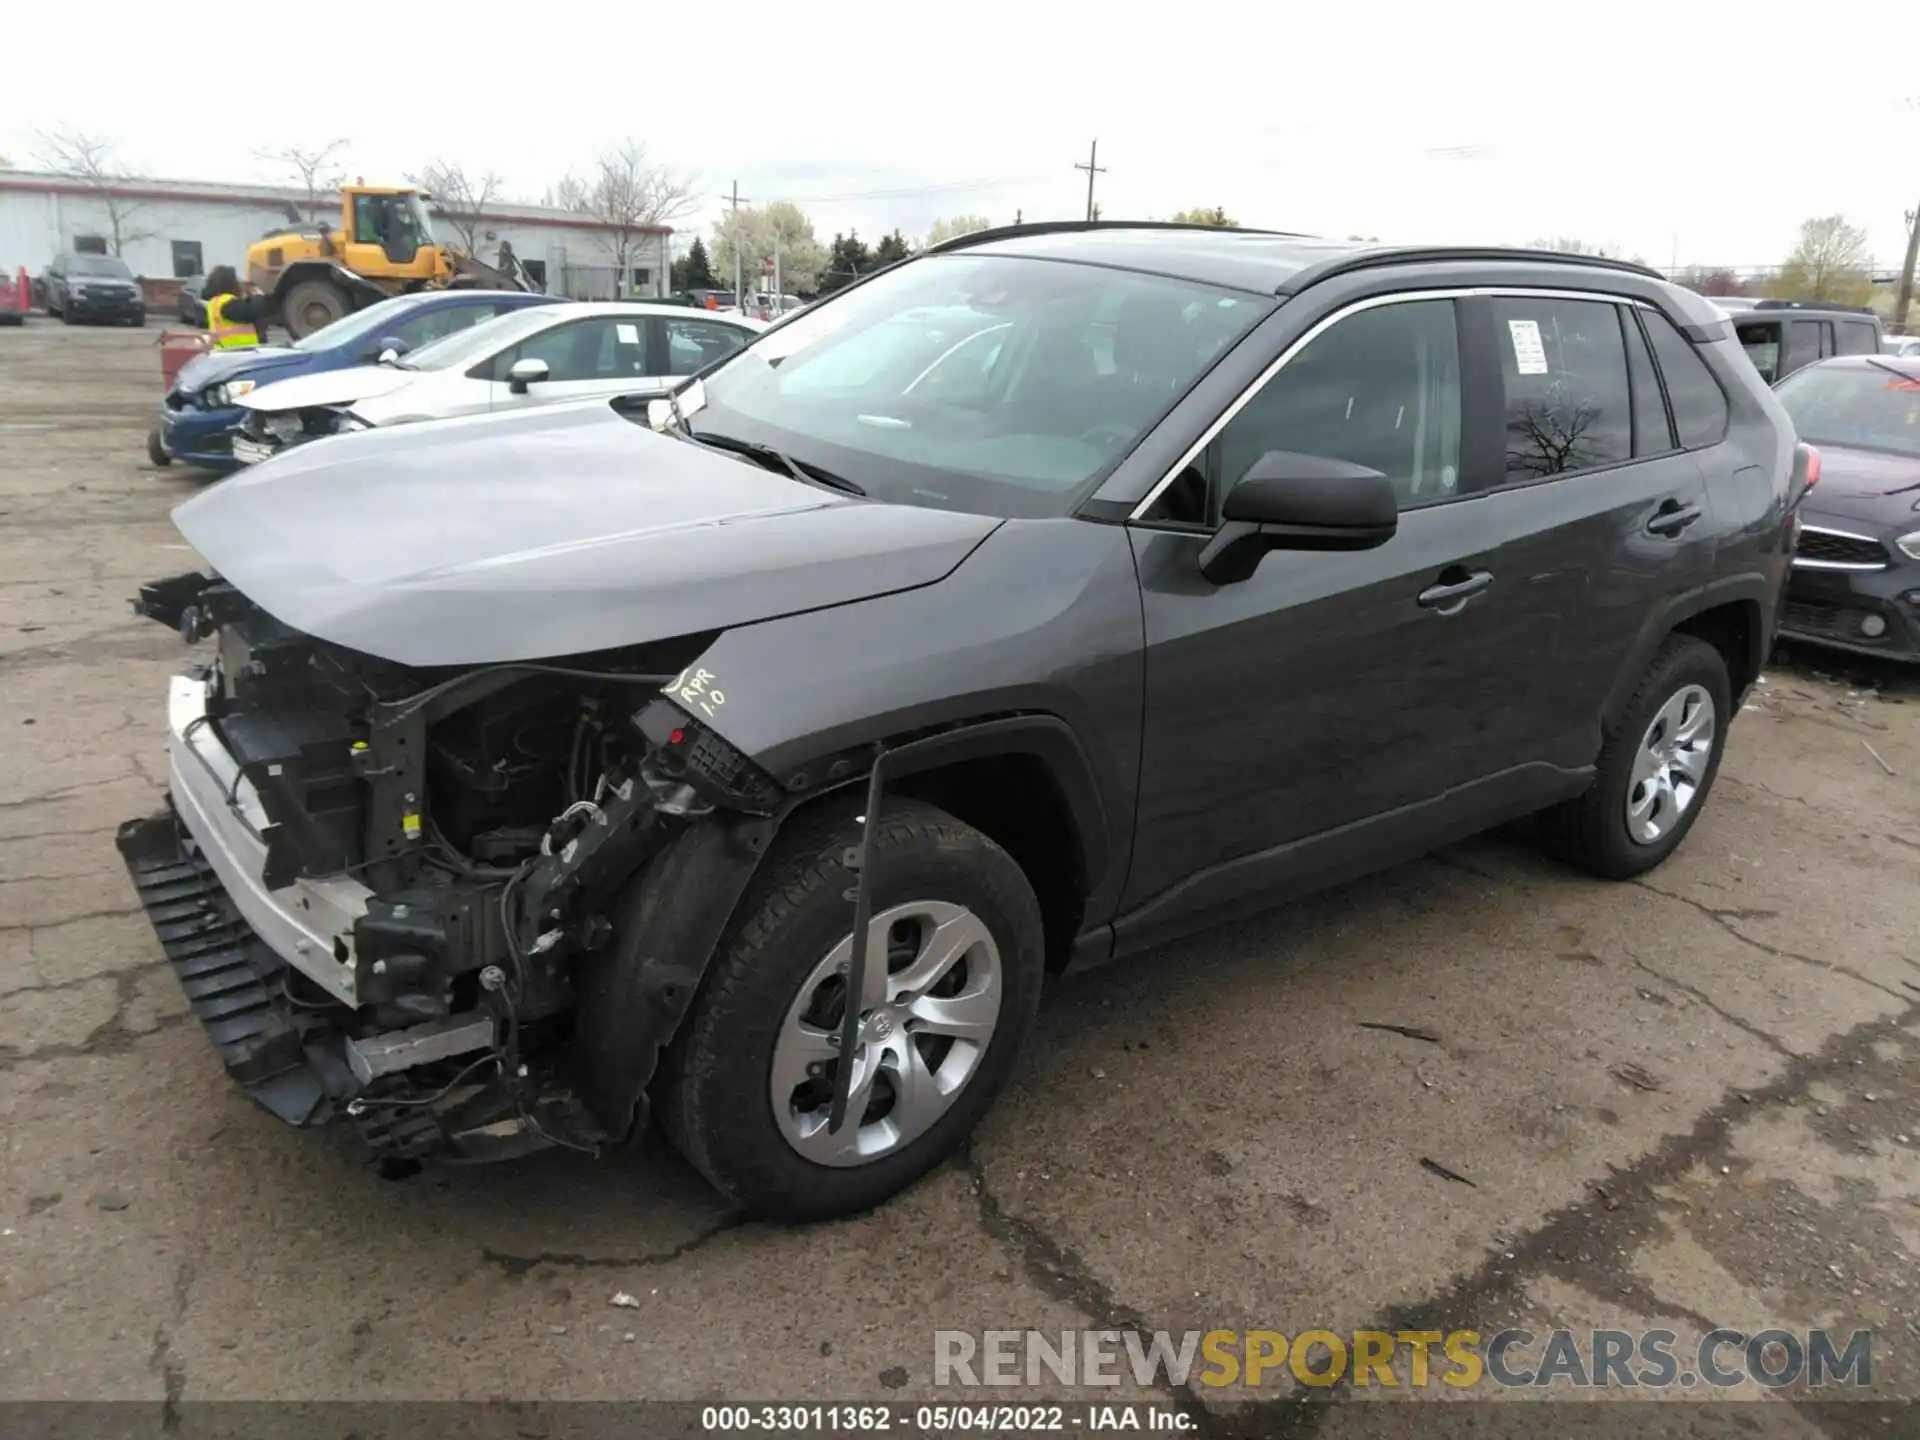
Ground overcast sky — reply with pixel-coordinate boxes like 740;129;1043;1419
3;0;1910;271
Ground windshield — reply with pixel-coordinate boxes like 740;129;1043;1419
687;255;1264;517
292;292;435;353
399;304;563;371
1776;363;1920;458
70;255;132;279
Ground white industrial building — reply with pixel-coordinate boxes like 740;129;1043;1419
0;170;672;300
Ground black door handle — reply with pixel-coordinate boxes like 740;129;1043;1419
1417;569;1494;612
1646;500;1702;537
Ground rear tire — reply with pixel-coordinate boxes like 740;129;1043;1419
1536;635;1730;879
282;279;347;339
659;797;1045;1221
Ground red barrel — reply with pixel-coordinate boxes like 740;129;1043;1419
0;267;29;316
160;330;211;392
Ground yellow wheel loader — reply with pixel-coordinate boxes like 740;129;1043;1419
245;184;535;339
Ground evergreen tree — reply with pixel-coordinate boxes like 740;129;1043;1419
683;236;716;289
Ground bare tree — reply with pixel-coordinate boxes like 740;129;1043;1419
32;128;154;256
1771;215;1874;305
408;160;504;254
542;175;591;211
258;139;348;223
1675;266;1748;298
575;141;695;295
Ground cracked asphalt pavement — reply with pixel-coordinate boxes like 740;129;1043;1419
2;323;1918;1433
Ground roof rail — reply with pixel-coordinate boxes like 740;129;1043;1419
1750;298;1878;316
1281;246;1664;295
924;218;1311;255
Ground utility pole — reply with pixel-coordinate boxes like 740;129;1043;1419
722;179;750;308
1897;200;1920;333
1074;140;1105;223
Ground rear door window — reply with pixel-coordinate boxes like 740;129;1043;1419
1784;321;1823;375
1641;309;1730;448
1736;321;1780;382
1487;296;1632;481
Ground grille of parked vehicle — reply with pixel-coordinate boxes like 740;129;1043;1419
1794;527;1890;570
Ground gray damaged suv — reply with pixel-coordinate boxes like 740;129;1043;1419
119;224;1807;1219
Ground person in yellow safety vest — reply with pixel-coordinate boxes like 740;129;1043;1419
200;266;268;348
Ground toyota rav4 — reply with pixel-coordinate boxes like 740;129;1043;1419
118;224;1806;1220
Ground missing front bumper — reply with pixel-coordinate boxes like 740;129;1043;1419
115;810;349;1126
116;810;592;1162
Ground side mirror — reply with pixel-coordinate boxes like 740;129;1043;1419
377;335;408;359
507;357;550;395
1198;450;1399;585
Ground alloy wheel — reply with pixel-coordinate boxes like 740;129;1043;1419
1625;683;1716;845
770;899;1003;1167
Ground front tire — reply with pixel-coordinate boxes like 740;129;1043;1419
660;797;1045;1221
1537;635;1731;879
282;279;348;339
146;427;171;467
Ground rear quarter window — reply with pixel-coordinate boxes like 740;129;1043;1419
1736;321;1780;382
1836;320;1879;356
1642;310;1729;448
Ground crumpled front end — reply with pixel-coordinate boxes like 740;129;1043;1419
230;404;366;466
116;571;776;1164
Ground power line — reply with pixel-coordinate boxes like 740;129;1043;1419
772;175;1043;204
1074;140;1106;222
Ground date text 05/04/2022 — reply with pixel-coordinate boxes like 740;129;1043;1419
699;1402;1196;1433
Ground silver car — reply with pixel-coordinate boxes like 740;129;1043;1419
232;301;762;464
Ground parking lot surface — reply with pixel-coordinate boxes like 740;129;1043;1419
1;322;1917;1431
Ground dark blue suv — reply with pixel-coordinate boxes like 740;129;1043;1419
150;289;560;472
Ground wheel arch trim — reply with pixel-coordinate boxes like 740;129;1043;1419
574;713;1112;1143
1602;575;1772;736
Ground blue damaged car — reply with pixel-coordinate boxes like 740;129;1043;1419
149;289;560;472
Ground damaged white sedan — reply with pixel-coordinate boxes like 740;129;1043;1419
230;301;761;464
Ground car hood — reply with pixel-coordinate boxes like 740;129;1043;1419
1798;442;1920;527
174;345;308;397
237;364;420;414
171;400;1001;667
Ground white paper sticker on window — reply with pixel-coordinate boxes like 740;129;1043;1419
616;323;640;345
1508;318;1549;375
